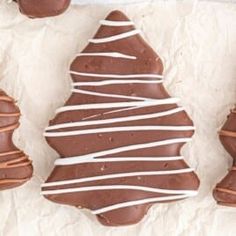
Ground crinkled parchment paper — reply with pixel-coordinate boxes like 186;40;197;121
0;1;236;235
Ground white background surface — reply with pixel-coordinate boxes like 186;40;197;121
0;1;236;235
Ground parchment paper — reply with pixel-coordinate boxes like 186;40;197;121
0;1;236;235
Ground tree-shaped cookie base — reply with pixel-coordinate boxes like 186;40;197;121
213;108;236;206
0;90;33;190
42;11;200;226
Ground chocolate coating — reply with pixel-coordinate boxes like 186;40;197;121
213;108;236;206
42;11;200;226
15;0;70;18
0;89;33;190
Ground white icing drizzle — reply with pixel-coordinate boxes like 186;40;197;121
72;79;163;86
82;101;168;120
77;52;136;60
45;107;185;131
56;98;180;113
89;29;141;44
100;20;134;27
54;138;192;165
42;168;194;188
41;184;197;196
53;156;184;165
92;194;198;215
44;126;194;138
70;71;164;79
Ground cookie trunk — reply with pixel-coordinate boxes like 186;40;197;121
16;0;70;18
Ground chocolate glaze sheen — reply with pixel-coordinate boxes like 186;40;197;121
213;108;236;206
15;0;70;18
42;11;200;226
0;89;33;190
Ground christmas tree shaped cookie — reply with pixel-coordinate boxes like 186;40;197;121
0;89;33;190
213;108;236;206
42;11;200;226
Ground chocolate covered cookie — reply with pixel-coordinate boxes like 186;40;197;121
41;10;200;226
213;108;236;206
15;0;70;18
0;89;33;190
